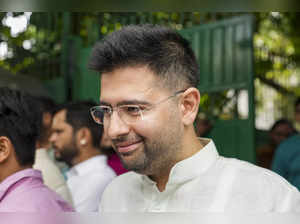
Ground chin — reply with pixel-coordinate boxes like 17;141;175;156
122;160;149;174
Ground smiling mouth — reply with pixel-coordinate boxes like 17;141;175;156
116;140;143;154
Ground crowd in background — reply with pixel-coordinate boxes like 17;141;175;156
256;97;300;191
1;85;300;212
0;87;127;212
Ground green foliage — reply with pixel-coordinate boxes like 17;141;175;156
1;12;299;121
0;12;237;79
254;12;300;122
0;13;63;79
254;13;299;94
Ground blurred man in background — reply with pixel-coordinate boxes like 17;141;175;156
33;96;73;205
272;98;300;191
257;118;296;169
272;132;300;191
49;101;116;212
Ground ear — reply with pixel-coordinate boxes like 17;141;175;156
75;127;90;147
179;88;201;126
0;136;12;163
43;112;52;127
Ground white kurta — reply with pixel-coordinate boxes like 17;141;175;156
66;155;116;212
99;139;300;212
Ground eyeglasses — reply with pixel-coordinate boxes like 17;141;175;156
90;89;186;125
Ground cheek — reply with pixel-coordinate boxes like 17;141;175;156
58;133;72;145
131;121;156;139
134;110;174;138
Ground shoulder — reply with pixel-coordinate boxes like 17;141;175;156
104;171;140;192
274;134;300;160
89;164;117;184
2;184;72;212
220;157;294;186
278;134;300;150
278;134;300;149
99;171;141;211
218;157;300;202
67;165;116;196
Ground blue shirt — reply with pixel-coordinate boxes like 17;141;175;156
272;134;300;191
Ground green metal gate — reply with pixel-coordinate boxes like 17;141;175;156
179;15;255;163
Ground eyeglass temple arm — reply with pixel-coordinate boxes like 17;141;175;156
153;89;187;106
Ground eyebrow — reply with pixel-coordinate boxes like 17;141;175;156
99;100;152;107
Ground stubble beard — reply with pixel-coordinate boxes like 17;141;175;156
54;139;78;166
117;112;183;176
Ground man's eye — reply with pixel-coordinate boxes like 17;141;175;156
124;106;141;115
100;107;111;114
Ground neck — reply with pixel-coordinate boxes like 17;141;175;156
149;128;204;192
149;167;173;192
0;164;32;183
71;146;102;166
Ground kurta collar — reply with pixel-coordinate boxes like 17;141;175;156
141;138;219;190
66;155;107;178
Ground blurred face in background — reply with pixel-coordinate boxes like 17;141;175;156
270;123;294;147
49;109;78;166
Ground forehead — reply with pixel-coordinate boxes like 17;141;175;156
52;110;67;126
100;66;162;103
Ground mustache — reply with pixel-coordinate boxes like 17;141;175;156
112;134;144;145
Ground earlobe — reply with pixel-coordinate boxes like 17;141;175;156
0;136;11;163
180;88;201;126
76;128;89;147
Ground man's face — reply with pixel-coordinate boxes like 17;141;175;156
100;66;184;175
49;109;78;165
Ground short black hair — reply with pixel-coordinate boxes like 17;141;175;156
270;118;296;134
0;87;41;166
34;96;57;144
57;101;103;149
88;24;199;91
34;96;57;115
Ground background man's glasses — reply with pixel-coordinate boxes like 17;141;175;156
90;89;186;125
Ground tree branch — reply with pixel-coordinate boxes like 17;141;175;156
255;74;296;97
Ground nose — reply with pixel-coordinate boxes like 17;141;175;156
49;132;57;144
107;110;130;139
